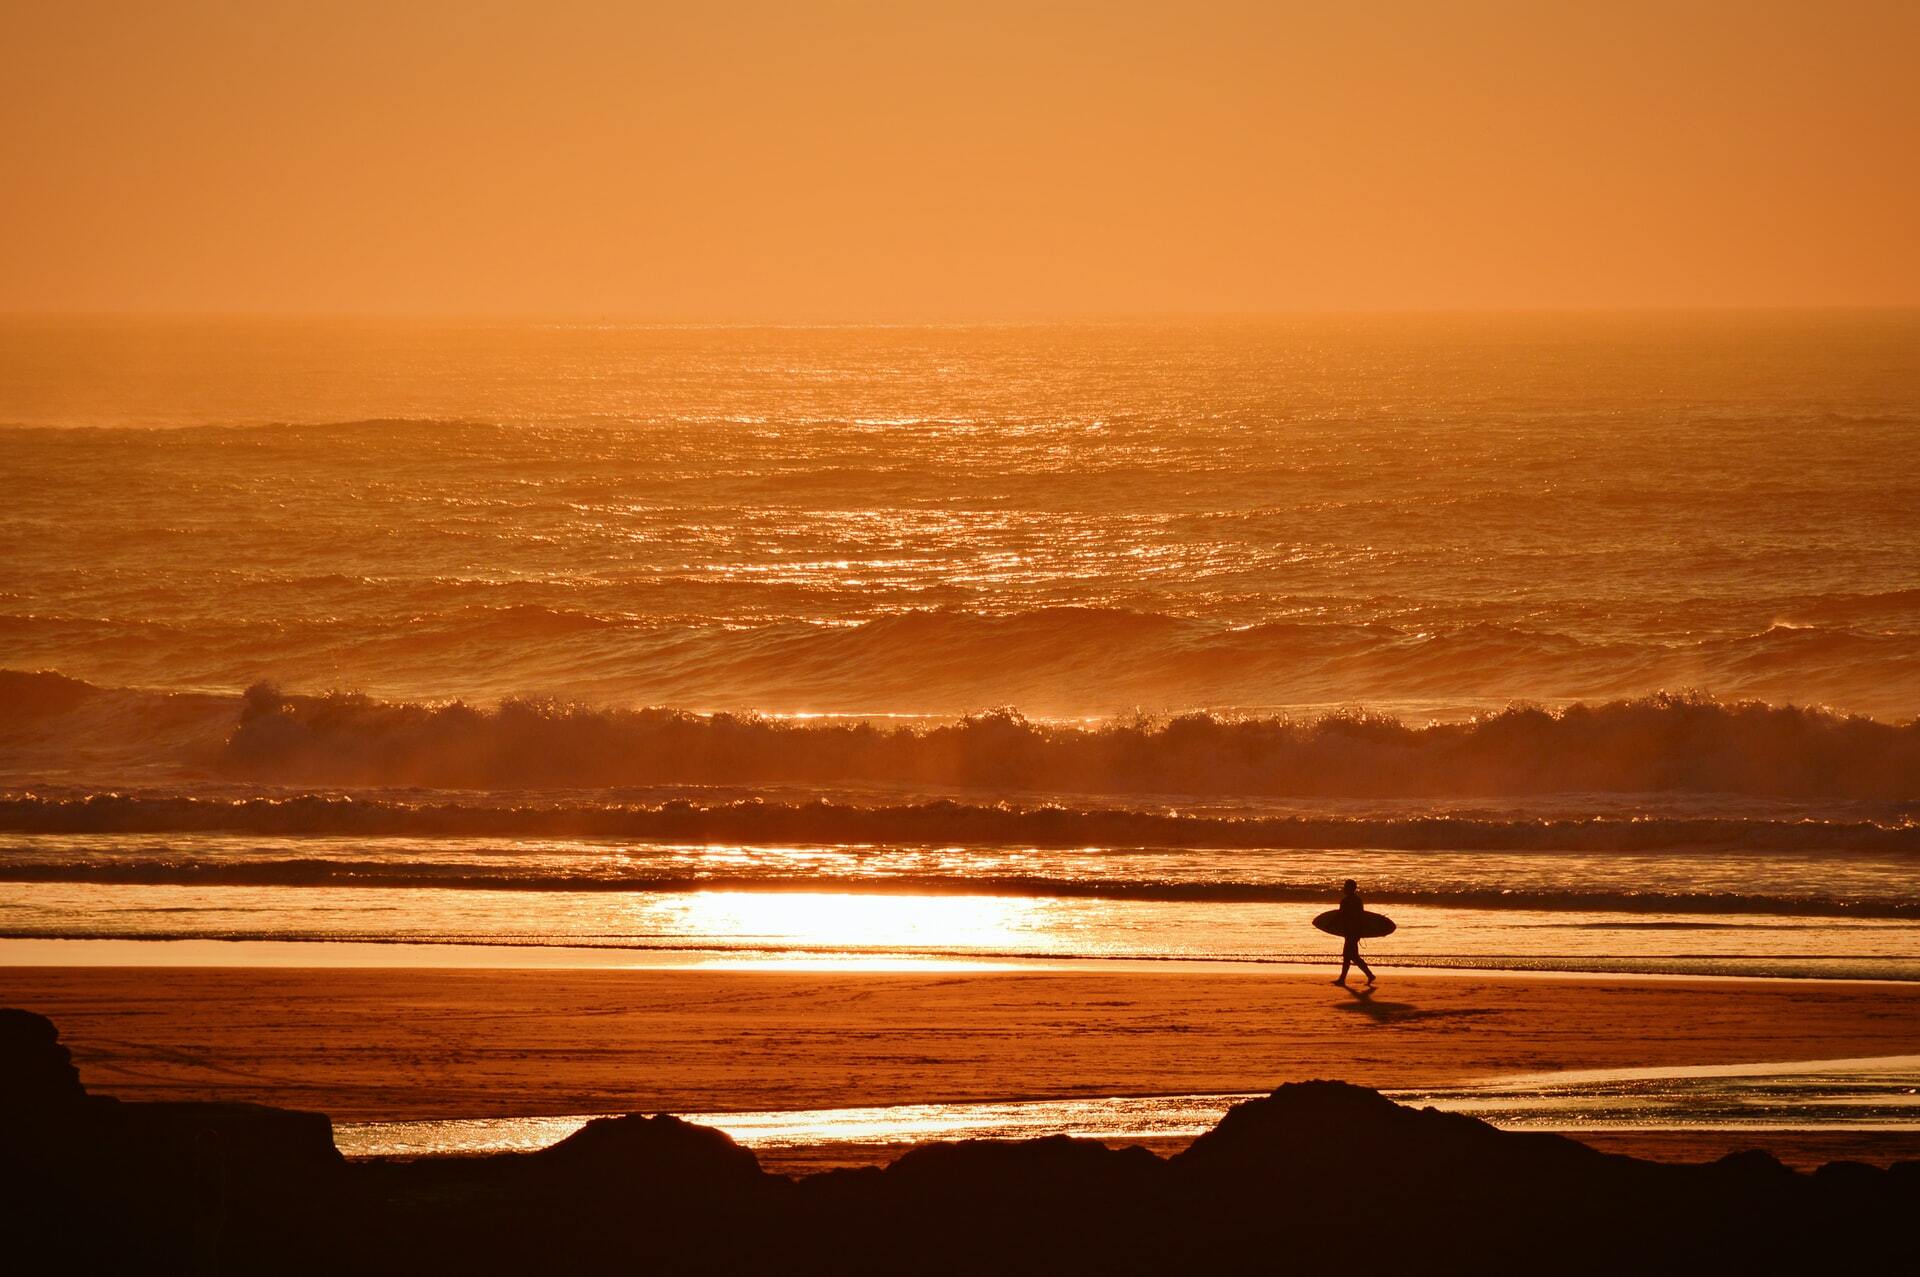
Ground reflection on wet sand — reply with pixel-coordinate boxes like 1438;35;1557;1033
334;1054;1920;1160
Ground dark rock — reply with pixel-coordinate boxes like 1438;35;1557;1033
532;1111;767;1191
884;1132;1162;1190
2;1008;347;1274
790;1136;1167;1275
1710;1147;1796;1179
0;1008;87;1113
112;1100;344;1175
1811;1158;1885;1192
1175;1078;1614;1190
8;1010;1920;1274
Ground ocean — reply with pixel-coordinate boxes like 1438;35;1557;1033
4;312;1918;977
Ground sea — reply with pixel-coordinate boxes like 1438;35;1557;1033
4;312;1918;980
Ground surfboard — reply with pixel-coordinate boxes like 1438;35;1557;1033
1313;908;1396;939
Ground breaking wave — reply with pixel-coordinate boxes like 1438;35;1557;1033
7;671;1918;801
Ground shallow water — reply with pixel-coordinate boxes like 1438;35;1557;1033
6;886;1917;981
330;1055;1920;1159
6;835;1915;914
4;835;1917;979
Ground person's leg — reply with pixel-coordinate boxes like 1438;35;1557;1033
1355;951;1375;983
1337;938;1356;984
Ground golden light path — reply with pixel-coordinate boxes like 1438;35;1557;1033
5;878;1920;978
647;891;1050;960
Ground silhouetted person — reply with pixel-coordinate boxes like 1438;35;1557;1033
1334;879;1375;986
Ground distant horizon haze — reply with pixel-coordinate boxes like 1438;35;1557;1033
4;1;1917;319
6;304;1920;324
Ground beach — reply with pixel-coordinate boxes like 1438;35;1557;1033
6;314;1920;1203
8;7;1920;1268
10;962;1920;1167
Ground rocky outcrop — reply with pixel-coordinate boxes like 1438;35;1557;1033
0;1007;86;1114
6;1009;1918;1274
1157;1080;1910;1272
2;1010;344;1274
534;1111;767;1189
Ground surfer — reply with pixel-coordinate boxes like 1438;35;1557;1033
1334;879;1375;986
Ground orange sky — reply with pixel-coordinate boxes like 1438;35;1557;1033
3;1;1916;318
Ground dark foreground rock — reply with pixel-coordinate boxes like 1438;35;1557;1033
6;1008;1917;1274
1;1008;345;1272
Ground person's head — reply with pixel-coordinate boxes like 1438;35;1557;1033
1343;879;1357;894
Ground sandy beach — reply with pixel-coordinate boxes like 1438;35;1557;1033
9;965;1918;1126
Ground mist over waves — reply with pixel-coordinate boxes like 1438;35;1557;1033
7;670;1918;807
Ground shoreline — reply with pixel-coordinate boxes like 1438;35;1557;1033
744;1130;1920;1174
329;1052;1920;1168
6;935;1920;984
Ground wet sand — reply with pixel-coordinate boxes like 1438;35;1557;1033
746;1129;1920;1174
8;965;1919;1132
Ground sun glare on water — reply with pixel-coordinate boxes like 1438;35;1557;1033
645;890;1050;968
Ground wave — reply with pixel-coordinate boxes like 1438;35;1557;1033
3;791;1917;853
22;668;1920;798
6;670;1920;800
0;853;1914;919
6;598;1920;720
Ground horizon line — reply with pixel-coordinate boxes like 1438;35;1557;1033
4;303;1919;328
